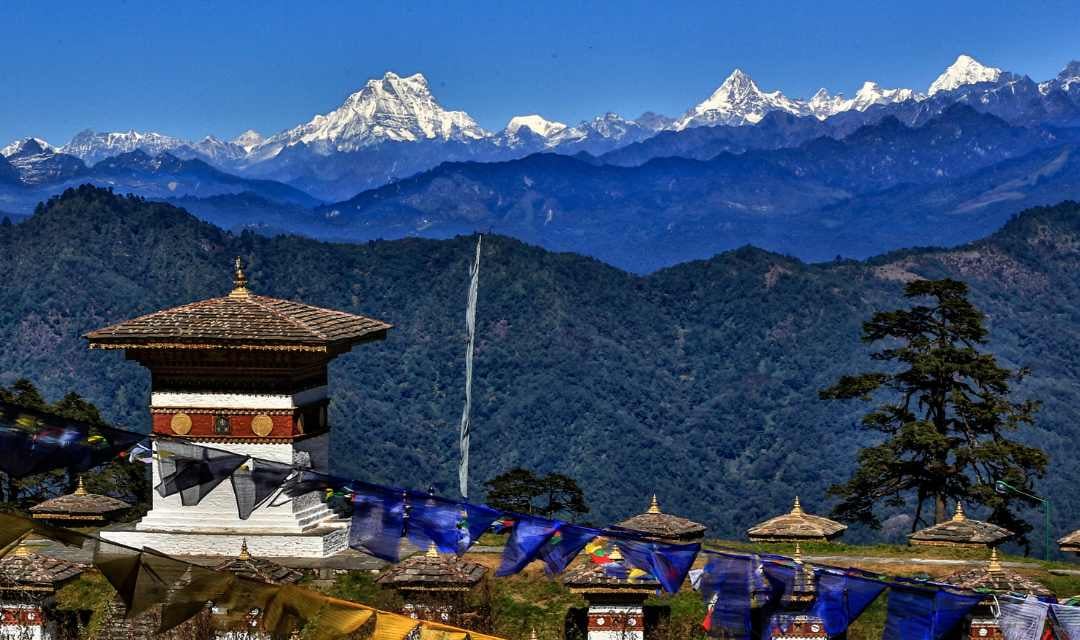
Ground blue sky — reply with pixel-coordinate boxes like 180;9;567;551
2;0;1079;145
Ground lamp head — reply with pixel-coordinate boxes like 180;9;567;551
994;480;1009;495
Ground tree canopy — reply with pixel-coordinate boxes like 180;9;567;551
484;468;589;521
821;279;1048;547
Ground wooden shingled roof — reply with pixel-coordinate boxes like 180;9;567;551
562;547;660;594
611;495;707;542
1060;529;1080;553
30;477;132;520
84;258;391;352
0;549;87;591
746;497;847;543
376;544;486;591
941;548;1054;598
908;503;1014;548
212;540;302;585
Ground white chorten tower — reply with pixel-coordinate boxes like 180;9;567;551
89;258;391;558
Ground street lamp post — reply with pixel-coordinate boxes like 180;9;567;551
995;480;1052;561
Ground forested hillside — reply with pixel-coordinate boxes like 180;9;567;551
2;186;1078;555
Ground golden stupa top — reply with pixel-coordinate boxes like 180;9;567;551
84;257;391;352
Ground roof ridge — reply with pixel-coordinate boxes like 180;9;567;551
247;294;331;340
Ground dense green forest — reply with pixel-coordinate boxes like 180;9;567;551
1;186;1077;555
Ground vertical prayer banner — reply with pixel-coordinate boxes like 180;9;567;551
459;235;482;499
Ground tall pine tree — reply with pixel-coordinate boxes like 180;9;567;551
821;279;1047;546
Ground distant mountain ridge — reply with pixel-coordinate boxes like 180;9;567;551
304;105;1080;271
9;55;1080;200
2;186;1078;552
0;145;318;214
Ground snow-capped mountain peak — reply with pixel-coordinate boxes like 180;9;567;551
256;71;488;158
676;68;807;129
806;88;849;119
1;137;54;157
232;130;265;152
849;81;921;111
928;54;1002;95
505;115;568;138
60;129;187;165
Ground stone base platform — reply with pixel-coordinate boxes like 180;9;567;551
100;521;349;559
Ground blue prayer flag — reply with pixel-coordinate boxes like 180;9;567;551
884;584;984;640
699;553;762;639
496;515;560;576
808;569;888;636
537;524;601;575
405;491;500;555
615;538;700;593
349;484;406;562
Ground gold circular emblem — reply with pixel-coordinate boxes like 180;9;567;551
170;413;192;435
251;414;274;437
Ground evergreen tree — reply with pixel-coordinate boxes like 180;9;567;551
820;279;1047;546
484;468;589;520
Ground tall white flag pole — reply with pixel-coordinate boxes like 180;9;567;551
459;235;482;499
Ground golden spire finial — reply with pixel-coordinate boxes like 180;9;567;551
648;494;662;514
609;545;624;562
988;547;1003;573
426;542;440;558
793;542;803;564
530;628;538;640
791;496;804;516
953;501;967;522
74;475;88;497
238;539;251;560
230;256;250;298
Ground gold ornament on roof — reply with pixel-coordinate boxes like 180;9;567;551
952;501;967;522
426;542;440;558
791;496;805;516
988;547;1003;574
238;538;252;561
230;256;250;298
648;494;662;514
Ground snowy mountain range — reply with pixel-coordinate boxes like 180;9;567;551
5;54;1079;201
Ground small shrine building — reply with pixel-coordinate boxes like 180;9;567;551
767;545;828;640
747;497;847;544
940;548;1054;640
375;543;488;627
100;539;303;640
1060;529;1080;555
565;495;706;640
29;477;131;526
86;258;391;558
0;545;87;640
908;503;1014;549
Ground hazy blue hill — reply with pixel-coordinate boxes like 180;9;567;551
311;107;1080;271
2;186;1078;554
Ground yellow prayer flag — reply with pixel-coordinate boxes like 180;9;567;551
371;612;420;640
418;628;469;640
